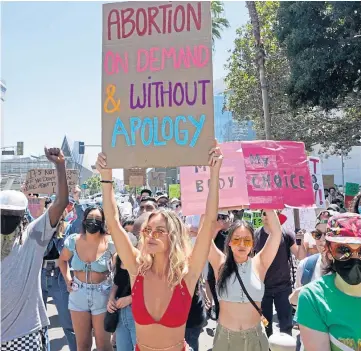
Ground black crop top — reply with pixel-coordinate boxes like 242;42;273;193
113;256;131;299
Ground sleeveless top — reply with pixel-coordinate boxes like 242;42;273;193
217;258;265;303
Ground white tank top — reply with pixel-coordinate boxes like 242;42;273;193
217;258;265;303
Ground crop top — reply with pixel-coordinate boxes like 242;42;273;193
217;258;265;303
64;233;116;273
132;275;192;328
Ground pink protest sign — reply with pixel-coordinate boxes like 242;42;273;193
240;141;314;209
180;141;249;216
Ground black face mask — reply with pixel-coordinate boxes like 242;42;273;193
333;258;361;285
1;215;22;235
84;219;103;234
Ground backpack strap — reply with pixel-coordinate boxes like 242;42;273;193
301;253;320;286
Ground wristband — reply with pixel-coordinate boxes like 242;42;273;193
100;180;114;184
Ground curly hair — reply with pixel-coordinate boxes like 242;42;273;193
349;192;361;214
136;209;192;289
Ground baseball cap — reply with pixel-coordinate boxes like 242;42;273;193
326;213;361;244
218;211;229;216
0;190;28;211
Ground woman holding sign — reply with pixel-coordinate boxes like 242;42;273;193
208;211;282;351
96;143;222;351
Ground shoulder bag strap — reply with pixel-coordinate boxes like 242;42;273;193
234;267;269;327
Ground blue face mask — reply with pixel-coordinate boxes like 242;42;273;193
358;206;361;215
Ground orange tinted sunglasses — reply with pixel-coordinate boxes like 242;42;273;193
328;242;361;261
230;237;253;248
142;227;168;239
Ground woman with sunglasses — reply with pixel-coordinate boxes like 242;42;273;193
59;206;116;351
96;143;223;351
296;213;361;351
208;211;282;351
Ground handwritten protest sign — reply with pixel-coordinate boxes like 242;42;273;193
323;175;334;189
102;1;214;168
23;169;79;195
169;184;181;199
308;157;326;208
180;141;249;216
124;168;146;186
239;141;314;209
243;210;263;229
27;197;46;218
345;182;359;197
148;172;166;187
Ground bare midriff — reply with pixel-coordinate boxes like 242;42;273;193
73;271;109;284
218;300;262;331
136;323;187;351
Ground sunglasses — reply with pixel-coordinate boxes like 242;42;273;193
142;227;168;239
311;229;325;240
217;214;229;222
230;237;253;248
328;242;361;261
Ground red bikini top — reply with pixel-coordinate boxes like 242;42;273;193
132;275;192;328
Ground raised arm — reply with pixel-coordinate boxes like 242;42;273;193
96;153;139;275
208;220;226;281
253;210;282;281
186;142;223;290
45;147;69;228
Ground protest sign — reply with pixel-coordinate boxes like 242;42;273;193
23;169;79;195
129;176;144;187
27;197;46;219
102;1;214;169
148;172;166;187
323;175;334;189
345;182;359;197
169;184;181;199
124;168;146;185
180;141;249;216
243;210;263;229
308;157;326;208
240;141;314;209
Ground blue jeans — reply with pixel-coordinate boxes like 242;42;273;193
185;327;202;351
115;305;136;351
41;267;77;351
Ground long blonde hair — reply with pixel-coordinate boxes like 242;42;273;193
136;209;192;289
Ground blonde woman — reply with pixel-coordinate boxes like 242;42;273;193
96;143;222;351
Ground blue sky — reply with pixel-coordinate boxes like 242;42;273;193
1;1;248;171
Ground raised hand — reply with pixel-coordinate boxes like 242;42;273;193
44;147;65;165
208;140;223;172
96;152;113;180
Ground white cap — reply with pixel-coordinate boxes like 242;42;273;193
170;198;180;204
0;190;28;211
218;211;229;216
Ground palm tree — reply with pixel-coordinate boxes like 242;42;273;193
211;1;230;45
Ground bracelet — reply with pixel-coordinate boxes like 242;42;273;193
100;180;114;184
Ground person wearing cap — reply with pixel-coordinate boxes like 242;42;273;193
157;194;169;208
254;210;307;338
296;213;361;351
1;147;69;351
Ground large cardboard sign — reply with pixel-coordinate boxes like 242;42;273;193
308;157;326;208
27;197;46;219
124;168;146;185
102;1;214;168
323;175;335;189
148;172;166;187
23;169;79;195
240;141;314;209
180;141;249;216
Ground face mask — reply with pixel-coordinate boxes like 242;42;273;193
85;219;103;234
358;206;361;215
333;258;361;285
1;215;22;235
1;226;21;260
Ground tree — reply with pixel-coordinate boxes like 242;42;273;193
224;1;360;154
211;1;230;45
276;1;361;110
84;175;102;195
246;1;271;139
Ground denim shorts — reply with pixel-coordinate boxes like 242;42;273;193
68;277;111;315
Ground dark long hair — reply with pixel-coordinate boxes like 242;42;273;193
81;206;106;234
349;192;361;214
217;220;255;297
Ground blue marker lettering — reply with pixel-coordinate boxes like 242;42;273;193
153;117;166;146
130;117;142;145
174;115;188;145
111;118;131;147
188;114;205;147
161;116;173;141
141;117;153;146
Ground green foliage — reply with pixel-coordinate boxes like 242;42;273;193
276;1;361;110
84;175;102;195
211;1;230;45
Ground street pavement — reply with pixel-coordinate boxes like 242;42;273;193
47;298;298;351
